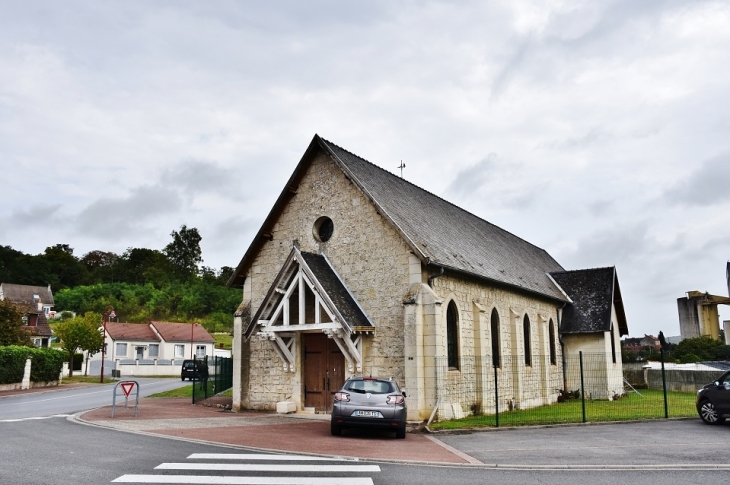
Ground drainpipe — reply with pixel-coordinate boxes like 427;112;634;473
427;266;444;288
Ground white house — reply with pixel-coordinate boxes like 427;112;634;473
88;321;216;377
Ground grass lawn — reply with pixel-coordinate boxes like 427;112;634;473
148;382;232;398
63;376;118;384
213;333;233;350
149;385;194;398
430;389;698;430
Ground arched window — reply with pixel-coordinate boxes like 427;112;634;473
549;319;557;365
523;315;532;366
610;324;616;364
490;308;501;368
447;301;459;370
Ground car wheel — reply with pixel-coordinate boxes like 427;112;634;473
395;427;406;439
330;423;342;436
699;400;725;424
181;377;185;381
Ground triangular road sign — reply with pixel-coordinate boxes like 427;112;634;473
120;382;135;397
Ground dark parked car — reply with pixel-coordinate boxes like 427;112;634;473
331;376;407;439
181;359;208;381
696;370;730;424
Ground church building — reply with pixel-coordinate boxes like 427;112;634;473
228;135;628;421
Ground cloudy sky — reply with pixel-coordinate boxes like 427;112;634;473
2;1;729;337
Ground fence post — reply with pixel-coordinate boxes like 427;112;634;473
579;351;586;423
494;365;499;428
661;349;668;418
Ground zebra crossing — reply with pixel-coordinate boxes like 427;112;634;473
112;453;380;484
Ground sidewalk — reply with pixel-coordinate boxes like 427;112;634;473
77;397;472;464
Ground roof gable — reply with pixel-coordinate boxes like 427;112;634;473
150;321;215;343
246;247;374;339
550;267;629;335
229;135;567;302
0;283;54;307
105;322;160;341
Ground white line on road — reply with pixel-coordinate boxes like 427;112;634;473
187;453;347;461
113;476;375;484
155;463;381;472
0;414;71;423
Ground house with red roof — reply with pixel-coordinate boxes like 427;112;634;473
88;321;215;377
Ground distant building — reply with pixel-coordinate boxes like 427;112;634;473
0;283;54;347
622;335;661;352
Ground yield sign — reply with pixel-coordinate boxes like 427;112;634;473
120;382;135;397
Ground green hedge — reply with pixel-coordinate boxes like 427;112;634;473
0;346;66;384
29;348;66;382
0;346;29;384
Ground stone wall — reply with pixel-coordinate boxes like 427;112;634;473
429;274;564;416
239;153;413;410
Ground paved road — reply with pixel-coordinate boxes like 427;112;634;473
2;419;730;485
437;418;730;468
0;378;187;420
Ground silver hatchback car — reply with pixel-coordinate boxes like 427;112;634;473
330;376;407;439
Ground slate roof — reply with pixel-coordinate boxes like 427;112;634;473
245;248;374;338
229;135;568;302
150;321;215;343
300;251;373;330
0;283;54;308
105;322;160;342
549;267;629;335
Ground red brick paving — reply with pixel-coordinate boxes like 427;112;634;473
80;397;466;464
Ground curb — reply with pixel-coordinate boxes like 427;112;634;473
69;412;725;471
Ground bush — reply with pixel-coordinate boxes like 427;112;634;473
0;346;66;384
28;348;66;382
0;346;30;384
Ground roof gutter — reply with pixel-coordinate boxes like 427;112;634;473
427;266;444;288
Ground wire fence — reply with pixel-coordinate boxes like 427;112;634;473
430;351;714;428
191;355;233;408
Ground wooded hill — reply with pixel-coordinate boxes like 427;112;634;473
0;226;240;333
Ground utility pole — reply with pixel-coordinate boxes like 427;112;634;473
398;160;406;178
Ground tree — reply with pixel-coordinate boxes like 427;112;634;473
80;250;119;284
672;335;730;363
117;247;171;286
54;312;104;377
164;225;203;280
41;244;89;288
0;299;33;347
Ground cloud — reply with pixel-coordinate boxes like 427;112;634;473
76;185;183;238
559;220;651;269
444;154;497;197
663;152;730;206
160;158;245;200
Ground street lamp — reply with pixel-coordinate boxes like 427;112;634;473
100;306;115;383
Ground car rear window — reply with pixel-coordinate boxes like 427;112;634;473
345;380;395;394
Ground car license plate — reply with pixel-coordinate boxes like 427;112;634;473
353;410;383;418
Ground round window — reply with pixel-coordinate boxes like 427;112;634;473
313;216;334;242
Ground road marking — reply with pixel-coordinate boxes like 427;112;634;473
114;476;375;484
187;453;345;461
155;463;381;472
0;414;71;423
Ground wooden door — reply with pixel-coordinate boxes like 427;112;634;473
303;333;345;412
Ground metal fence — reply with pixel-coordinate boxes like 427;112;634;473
431;351;707;428
191;355;233;408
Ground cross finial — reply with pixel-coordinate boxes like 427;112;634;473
398;160;406;178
